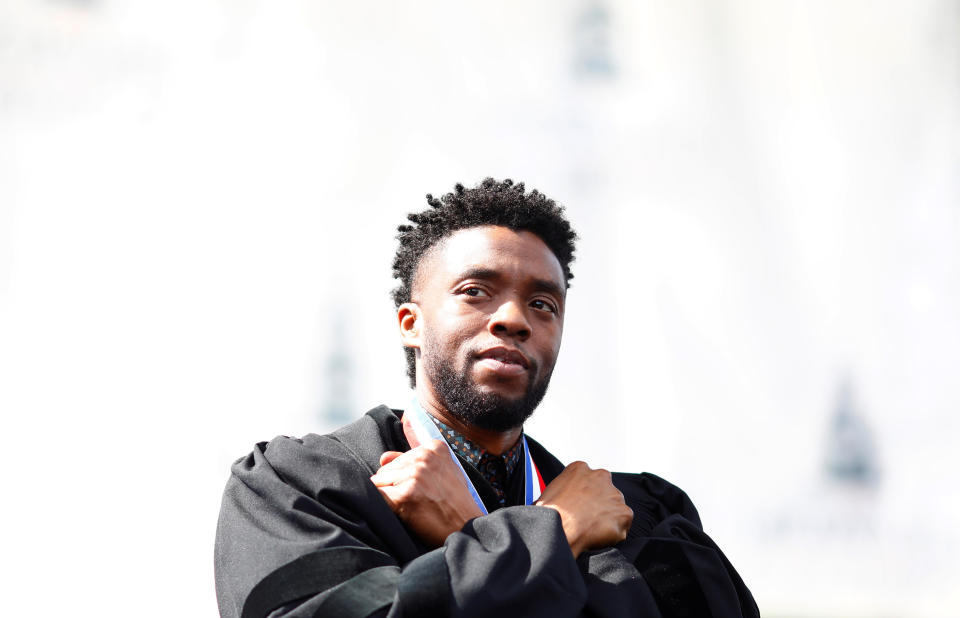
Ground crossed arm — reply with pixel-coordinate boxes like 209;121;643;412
217;428;758;617
369;423;634;558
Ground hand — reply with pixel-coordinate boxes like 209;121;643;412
370;439;485;548
535;461;633;558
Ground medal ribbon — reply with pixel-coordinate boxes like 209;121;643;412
407;398;543;516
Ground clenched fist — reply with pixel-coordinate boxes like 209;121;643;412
370;439;485;548
536;461;633;558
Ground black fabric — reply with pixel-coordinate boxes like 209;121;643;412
215;405;759;618
241;547;396;618
308;566;400;618
394;549;451;618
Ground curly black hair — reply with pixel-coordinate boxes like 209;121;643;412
392;178;578;386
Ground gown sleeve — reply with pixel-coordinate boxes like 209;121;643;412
572;472;760;618
214;435;588;618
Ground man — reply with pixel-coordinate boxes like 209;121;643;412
215;179;759;617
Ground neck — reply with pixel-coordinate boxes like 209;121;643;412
415;384;522;456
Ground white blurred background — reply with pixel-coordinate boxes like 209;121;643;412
1;0;958;615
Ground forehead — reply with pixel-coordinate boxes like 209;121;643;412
416;225;565;291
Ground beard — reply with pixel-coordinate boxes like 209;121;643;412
422;338;554;432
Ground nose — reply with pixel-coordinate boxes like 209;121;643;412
489;300;531;341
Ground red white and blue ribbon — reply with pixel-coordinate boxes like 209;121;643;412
407;398;545;516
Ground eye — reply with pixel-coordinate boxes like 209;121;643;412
459;286;490;298
530;298;558;314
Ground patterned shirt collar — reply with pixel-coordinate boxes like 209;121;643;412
429;416;524;506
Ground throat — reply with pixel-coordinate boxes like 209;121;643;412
417;399;522;456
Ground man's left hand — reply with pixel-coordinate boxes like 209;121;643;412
371;439;484;548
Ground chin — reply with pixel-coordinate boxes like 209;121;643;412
428;352;551;431
475;382;528;401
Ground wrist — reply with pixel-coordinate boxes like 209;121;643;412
537;503;584;558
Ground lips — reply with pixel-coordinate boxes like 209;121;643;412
477;346;529;367
473;346;530;378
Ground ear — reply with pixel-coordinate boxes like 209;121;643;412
397;303;422;350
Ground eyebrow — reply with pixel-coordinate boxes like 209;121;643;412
457;267;566;299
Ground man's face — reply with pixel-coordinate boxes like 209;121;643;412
408;225;566;430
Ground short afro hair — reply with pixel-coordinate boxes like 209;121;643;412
392;178;578;386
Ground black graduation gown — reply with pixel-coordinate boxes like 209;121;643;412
214;406;759;618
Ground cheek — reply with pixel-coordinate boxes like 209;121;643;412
426;316;477;358
540;326;563;364
440;306;488;340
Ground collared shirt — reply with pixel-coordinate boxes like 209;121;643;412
430;416;524;507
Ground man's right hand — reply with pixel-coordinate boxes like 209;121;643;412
371;439;485;548
535;461;633;558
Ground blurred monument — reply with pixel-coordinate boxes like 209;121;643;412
318;312;355;429
572;0;616;79
811;375;880;539
824;377;880;489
